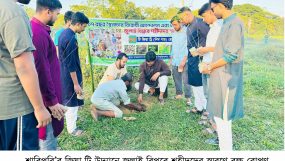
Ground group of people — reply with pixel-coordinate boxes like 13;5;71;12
90;0;245;151
0;0;244;151
90;51;171;120
0;0;89;150
172;0;244;150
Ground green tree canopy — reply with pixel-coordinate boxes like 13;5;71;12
24;2;284;37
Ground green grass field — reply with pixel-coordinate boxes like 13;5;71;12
58;39;284;150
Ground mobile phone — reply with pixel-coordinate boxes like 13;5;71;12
189;47;196;53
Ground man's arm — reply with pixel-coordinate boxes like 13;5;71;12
211;23;243;71
168;56;173;67
14;53;52;128
138;64;145;103
151;60;171;81
104;65;116;81
179;35;189;68
198;21;210;47
197;47;215;55
169;42;173;66
210;58;228;71
179;56;188;68
64;38;83;95
124;103;146;112
70;72;82;95
159;60;171;76
106;75;115;81
138;64;146;94
1;16;51;127
186;27;192;50
54;30;60;58
32;35;59;107
32;34;66;119
119;87;131;106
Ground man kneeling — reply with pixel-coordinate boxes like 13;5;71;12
135;51;171;105
90;73;145;120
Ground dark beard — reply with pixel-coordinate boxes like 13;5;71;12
175;27;181;32
47;20;55;26
119;62;125;69
18;0;31;4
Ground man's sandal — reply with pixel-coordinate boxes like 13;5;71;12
70;128;83;137
186;107;203;114
202;127;217;135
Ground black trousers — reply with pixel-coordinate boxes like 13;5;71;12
0;112;39;150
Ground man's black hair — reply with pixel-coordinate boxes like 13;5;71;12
71;12;90;25
199;3;211;16
145;51;156;62
178;6;192;14
122;73;133;91
121;73;133;82
170;15;180;24
209;0;233;9
116;53;128;60
64;11;74;23
36;0;62;12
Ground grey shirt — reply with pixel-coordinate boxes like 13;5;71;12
0;0;36;120
207;14;245;121
91;80;130;105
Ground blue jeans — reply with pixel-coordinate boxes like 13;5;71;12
39;123;57;150
172;65;192;98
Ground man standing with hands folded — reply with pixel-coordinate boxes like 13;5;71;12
31;0;65;150
201;0;245;150
58;12;89;137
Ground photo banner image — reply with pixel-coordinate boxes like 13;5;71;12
86;18;174;66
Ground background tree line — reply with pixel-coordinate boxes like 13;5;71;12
25;0;284;38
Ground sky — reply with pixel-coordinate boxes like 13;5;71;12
28;0;284;17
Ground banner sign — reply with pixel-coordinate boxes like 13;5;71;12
86;18;174;66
